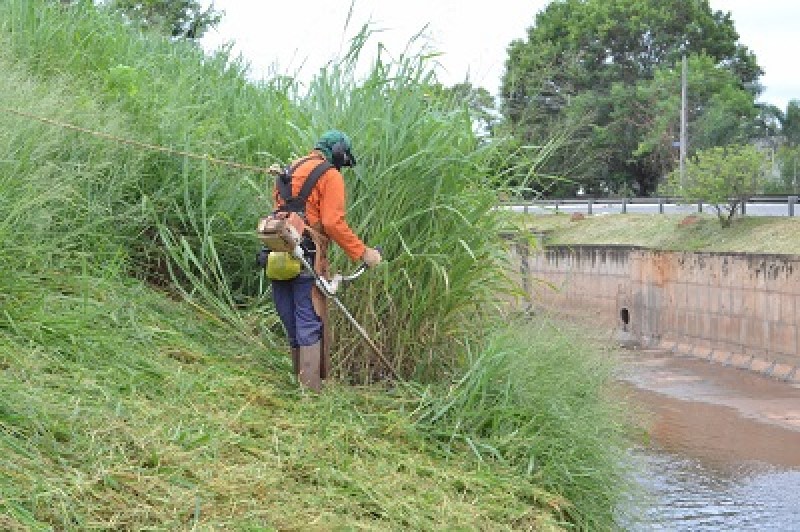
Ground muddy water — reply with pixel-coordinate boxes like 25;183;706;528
620;351;800;531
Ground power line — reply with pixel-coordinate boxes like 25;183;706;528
2;106;270;174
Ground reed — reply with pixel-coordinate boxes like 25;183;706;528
298;27;514;379
1;0;517;380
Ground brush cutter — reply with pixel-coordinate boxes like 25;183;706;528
288;242;399;380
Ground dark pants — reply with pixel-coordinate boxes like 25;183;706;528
271;275;322;347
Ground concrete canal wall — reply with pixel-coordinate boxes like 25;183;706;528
510;240;800;383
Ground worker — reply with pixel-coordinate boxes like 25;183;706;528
269;130;381;391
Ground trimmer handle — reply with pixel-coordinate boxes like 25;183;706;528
332;245;382;288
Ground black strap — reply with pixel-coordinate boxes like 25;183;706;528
276;171;293;205
276;155;313;193
284;155;314;179
296;161;332;204
276;160;333;214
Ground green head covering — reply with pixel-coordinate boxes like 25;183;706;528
314;129;356;169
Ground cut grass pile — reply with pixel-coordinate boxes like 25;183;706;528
0;271;629;530
521;213;800;255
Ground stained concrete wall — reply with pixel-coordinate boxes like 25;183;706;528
509;241;800;383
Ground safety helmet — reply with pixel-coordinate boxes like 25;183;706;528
315;129;357;170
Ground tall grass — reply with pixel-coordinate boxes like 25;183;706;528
299;28;514;379
0;46;148;278
0;0;305;299
412;321;633;530
1;0;516;380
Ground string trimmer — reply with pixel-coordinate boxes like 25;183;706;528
290;243;399;380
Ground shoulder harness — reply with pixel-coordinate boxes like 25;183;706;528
275;158;332;217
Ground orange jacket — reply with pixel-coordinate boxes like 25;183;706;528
272;151;366;261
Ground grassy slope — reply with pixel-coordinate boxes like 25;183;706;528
0;3;632;529
523;213;800;254
1;273;567;530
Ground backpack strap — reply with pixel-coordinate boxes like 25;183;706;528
296;162;332;205
276;171;293;206
277;160;333;215
285;155;314;177
276;155;313;197
276;155;314;194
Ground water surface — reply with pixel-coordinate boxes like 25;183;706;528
620;352;800;531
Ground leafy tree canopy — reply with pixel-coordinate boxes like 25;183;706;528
774;100;800;193
502;0;763;197
777;145;800;193
783;100;800;147
56;0;222;38
108;0;222;39
426;81;498;136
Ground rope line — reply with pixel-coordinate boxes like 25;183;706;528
2;107;270;173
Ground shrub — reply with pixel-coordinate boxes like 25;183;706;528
661;144;769;227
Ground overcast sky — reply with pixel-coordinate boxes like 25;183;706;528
201;0;799;111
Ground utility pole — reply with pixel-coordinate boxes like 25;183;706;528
680;54;688;188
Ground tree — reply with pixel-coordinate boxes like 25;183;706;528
109;0;222;39
53;0;222;38
777;145;800;193
661;144;768;227
772;101;800;193
599;55;758;195
782;100;800;147
502;0;763;197
427;81;498;137
750;103;784;141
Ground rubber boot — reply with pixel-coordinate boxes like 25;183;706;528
319;334;331;381
297;341;322;392
290;347;300;376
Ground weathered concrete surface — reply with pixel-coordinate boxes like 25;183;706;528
508;240;800;384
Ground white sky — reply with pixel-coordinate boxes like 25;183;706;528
201;0;799;111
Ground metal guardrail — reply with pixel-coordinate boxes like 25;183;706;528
499;195;800;217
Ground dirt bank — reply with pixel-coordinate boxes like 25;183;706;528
620;349;800;469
